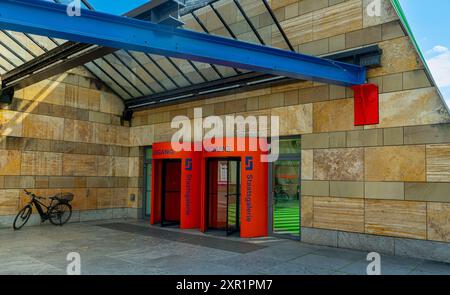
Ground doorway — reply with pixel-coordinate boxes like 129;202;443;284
206;158;241;236
269;137;301;238
161;160;182;227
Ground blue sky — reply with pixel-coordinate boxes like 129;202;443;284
399;0;450;107
75;0;450;107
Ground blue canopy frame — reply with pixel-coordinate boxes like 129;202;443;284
0;0;366;87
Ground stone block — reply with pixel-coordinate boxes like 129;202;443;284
100;92;124;115
314;148;364;181
89;111;111;124
426;144;450;182
337;231;395;256
403;70;431;90
364;182;404;200
330;181;364;198
405;183;450;203
272;104;313;136
301;196;314;227
112;157;129;177
21;151;63;176
301;149;313;180
96;188;112;209
362;0;398;28
4;176;35;189
298;85;329;104
302;180;329;196
313;98;355;133
0;110;23;137
381;20;405;40
394;238;450;263
383;127;404;146
375;88;450;129
347;129;383;147
299;39;329;56
23;79;66;106
427;203;450;242
301;227;338;247
329;132;346;148
0;150;21;176
22;114;64;141
301;133;329;149
0;189;19;215
312;0;362;40
328;34;346;53
246;96;259;111
346;25;382;48
404;124;450;145
63;154;97;176
382;73;403;93
364;146;426;182
368;37;422;78
365;199;427;239
313;196;365;233
276;13;312;48
299;0;328;15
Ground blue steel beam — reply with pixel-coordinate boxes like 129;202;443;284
0;0;366;86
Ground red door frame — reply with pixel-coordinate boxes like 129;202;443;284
151;138;269;238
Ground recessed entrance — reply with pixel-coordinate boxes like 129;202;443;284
206;159;241;236
270;137;301;238
161;160;181;227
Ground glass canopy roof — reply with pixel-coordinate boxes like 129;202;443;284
0;0;294;101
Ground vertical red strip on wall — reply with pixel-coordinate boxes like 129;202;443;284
352;83;379;126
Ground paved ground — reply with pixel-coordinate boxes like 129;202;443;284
1;220;450;275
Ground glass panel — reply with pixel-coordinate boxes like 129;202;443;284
227;160;240;235
5;31;46;56
104;53;152;96
145;147;153;161
144;147;152;217
278;138;302;155
273;160;300;236
207;160;228;230
145;163;152;217
85;62;131;99
0;31;35;61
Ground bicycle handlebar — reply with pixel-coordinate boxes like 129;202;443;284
23;189;44;200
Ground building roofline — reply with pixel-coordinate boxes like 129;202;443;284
390;0;450;114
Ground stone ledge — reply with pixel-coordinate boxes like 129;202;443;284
301;227;450;263
0;208;140;229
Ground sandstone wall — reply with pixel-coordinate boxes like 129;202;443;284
130;0;450;243
0;68;142;226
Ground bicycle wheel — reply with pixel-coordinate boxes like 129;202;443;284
13;205;32;230
49;203;72;226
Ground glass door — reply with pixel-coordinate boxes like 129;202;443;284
226;160;240;236
272;160;301;236
161;160;181;227
143;147;152;218
270;137;301;238
206;159;241;235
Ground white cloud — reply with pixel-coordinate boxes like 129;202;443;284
426;46;450;88
427;45;449;55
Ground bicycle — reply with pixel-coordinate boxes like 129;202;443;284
13;190;74;230
273;185;290;204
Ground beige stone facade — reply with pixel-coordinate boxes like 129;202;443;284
0;0;449;250
128;0;450;244
0;69;141;223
